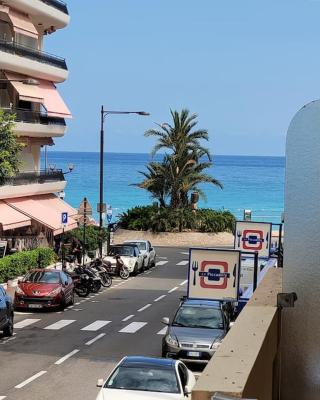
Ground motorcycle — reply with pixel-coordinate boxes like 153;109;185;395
88;259;112;288
103;257;130;280
74;265;102;294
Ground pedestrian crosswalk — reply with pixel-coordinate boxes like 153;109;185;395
10;317;168;336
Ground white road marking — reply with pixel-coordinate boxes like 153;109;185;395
81;320;111;331
157;327;167;335
122;314;134;322
75;302;80;305
85;333;106;346
180;252;189;255
54;349;79;365
14;319;40;329
176;260;188;266
144;271;152;275
168;287;178;293
14;312;33;315
119;322;147;333
180;280;188;286
156;261;168;266
137;304;152;312
15;371;47;389
44;320;76;330
157;256;168;259
154;295;166;302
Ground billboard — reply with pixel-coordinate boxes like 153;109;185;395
188;248;241;301
234;221;272;258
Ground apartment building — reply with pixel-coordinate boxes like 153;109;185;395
0;0;77;252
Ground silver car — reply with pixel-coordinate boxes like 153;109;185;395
123;240;156;269
161;299;230;364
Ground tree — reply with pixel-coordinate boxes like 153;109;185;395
136;109;222;208
0;110;23;185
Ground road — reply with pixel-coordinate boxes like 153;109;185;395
0;247;190;400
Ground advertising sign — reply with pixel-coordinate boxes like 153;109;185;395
234;221;272;258
188;248;241;301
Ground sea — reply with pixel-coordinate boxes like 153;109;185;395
44;152;285;224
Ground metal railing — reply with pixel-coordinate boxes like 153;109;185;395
1;170;65;186
11;108;66;126
0;39;67;70
40;0;69;15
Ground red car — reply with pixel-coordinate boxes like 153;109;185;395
14;269;74;310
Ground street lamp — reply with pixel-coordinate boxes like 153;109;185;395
98;106;150;257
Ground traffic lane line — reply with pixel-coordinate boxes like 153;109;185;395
15;370;47;389
168;287;178;293
176;260;188;266
180;279;188;286
85;333;106;346
154;295;166;302
137;304;152;312
122;314;134;322
54;349;80;365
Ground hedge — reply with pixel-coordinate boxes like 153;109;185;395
0;248;57;283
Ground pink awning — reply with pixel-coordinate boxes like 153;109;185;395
38;80;72;119
4;71;43;103
0;201;31;231
5;195;78;236
7;9;38;39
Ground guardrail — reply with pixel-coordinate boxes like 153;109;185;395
40;0;69;14
0;39;67;70
1;170;65;186
10;108;66;126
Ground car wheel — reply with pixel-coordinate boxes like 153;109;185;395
3;314;14;337
59;295;67;311
132;263;139;276
69;291;75;306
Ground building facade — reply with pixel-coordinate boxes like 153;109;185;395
0;0;77;252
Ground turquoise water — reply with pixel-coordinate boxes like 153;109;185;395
45;152;285;223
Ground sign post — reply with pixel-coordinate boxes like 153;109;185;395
188;248;241;301
60;212;68;268
78;198;93;265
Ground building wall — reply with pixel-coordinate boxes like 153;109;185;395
282;100;320;399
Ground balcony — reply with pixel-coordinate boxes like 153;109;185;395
0;170;66;200
40;0;69;15
0;39;68;82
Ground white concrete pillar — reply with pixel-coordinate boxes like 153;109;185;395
282;100;320;399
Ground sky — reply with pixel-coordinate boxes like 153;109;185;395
46;0;320;156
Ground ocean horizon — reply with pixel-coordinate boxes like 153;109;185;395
43;151;285;224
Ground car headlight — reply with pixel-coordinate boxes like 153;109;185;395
15;286;25;295
48;287;62;296
166;334;179;347
211;340;222;350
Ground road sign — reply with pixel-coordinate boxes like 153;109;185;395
188;248;241;301
106;206;112;223
79;199;93;216
234;221;272;258
61;212;68;227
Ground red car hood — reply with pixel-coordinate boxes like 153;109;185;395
19;282;60;296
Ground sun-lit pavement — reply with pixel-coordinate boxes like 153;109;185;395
0;247;190;400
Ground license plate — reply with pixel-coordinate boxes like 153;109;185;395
29;304;43;309
187;351;200;357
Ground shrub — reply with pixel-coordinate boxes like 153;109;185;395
64;225;108;253
0;248;57;283
118;205;235;233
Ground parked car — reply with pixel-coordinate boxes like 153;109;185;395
123;240;156;269
96;356;196;400
161;298;231;364
103;244;144;275
0;286;14;337
14;269;74;310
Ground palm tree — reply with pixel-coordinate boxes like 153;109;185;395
137;109;222;208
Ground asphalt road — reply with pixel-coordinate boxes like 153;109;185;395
0;247;190;400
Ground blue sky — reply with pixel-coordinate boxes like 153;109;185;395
46;0;320;156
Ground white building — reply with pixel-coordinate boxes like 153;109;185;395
0;0;77;251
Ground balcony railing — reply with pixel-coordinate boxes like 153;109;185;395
1;170;65;186
0;39;67;70
40;0;69;15
11;108;66;126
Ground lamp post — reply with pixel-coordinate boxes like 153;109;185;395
98;106;150;257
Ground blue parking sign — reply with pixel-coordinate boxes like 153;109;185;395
61;212;68;225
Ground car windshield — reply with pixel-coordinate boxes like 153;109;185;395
109;246;135;257
173;305;224;329
130;242;146;251
24;271;60;284
105;365;180;393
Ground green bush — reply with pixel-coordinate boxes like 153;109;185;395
65;225;108;253
0;248;57;283
119;205;235;233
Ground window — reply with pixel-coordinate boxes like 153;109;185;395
178;363;188;387
0;20;13;41
173;305;224;329
15;32;38;49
